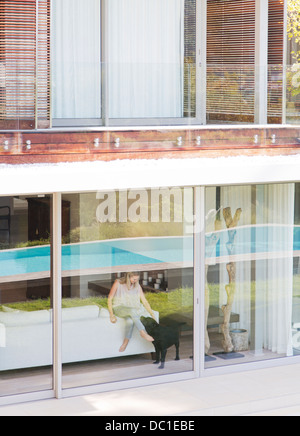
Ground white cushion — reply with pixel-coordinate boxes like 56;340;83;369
99;307;159;322
99;308;110;318
0;310;50;326
1;306;20;313
62;305;100;321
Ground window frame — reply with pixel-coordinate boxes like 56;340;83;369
0;171;298;404
50;0;204;128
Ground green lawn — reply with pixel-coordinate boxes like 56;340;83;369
1;287;194;321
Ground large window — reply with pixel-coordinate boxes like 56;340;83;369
0;182;299;402
61;188;194;389
205;183;299;368
0;195;53;397
1;0;291;130
51;0;196;126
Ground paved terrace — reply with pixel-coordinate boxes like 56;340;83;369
1;362;300;416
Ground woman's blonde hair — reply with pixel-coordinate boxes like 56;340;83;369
119;272;140;289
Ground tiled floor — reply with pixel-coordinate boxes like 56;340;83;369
2;362;300;415
0;334;193;396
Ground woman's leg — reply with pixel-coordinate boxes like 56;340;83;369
129;312;154;342
139;329;155;342
119;338;129;352
124;317;135;340
114;307;134;352
114;307;154;351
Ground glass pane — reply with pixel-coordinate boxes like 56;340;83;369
108;0;196;119
0;195;52;396
52;0;101;120
205;184;299;368
293;183;300;353
207;0;256;124
61;188;194;390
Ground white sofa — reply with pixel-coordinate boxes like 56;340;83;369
0;305;158;372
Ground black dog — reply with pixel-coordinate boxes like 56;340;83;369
141;316;180;369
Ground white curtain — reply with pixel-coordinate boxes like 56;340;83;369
52;0;101;119
256;184;294;356
108;0;185;119
52;0;184;120
206;184;295;357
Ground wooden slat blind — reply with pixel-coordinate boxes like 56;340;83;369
0;0;285;129
37;0;51;129
207;0;285;124
207;0;256;123
0;0;36;129
268;0;284;122
0;0;50;130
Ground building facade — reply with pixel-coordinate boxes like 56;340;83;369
0;0;299;405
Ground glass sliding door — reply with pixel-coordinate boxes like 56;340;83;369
52;0;102;124
204;183;299;368
293;183;300;353
61;188;194;390
0;195;53;396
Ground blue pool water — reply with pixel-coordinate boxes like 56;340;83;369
0;237;193;278
0;227;299;278
208;226;300;258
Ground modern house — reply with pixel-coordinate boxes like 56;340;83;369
0;0;299;406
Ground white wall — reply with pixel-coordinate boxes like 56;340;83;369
0;154;299;197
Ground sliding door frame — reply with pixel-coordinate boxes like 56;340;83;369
56;186;204;399
53;192;62;399
0;180;300;403
0;193;56;407
0;186;203;404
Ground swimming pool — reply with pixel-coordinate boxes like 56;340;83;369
208;225;300;258
0;236;194;279
0;227;299;280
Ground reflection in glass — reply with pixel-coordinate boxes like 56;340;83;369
61;188;194;389
205;184;299;367
52;0;102;120
108;0;185;119
51;0;196;124
0;196;52;396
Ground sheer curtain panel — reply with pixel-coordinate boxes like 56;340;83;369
108;0;185;119
52;0;101;120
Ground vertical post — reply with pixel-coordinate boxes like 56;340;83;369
35;0;39;129
49;0;53;129
53;192;62;399
193;186;206;377
251;185;265;355
101;0;109;126
196;0;207;125
282;0;288;124
250;186;256;352
255;0;269;125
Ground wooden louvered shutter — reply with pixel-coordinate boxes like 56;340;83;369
0;0;50;130
37;0;51;129
207;0;256;123
268;0;285;123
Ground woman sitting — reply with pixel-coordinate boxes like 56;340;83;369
108;272;156;352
